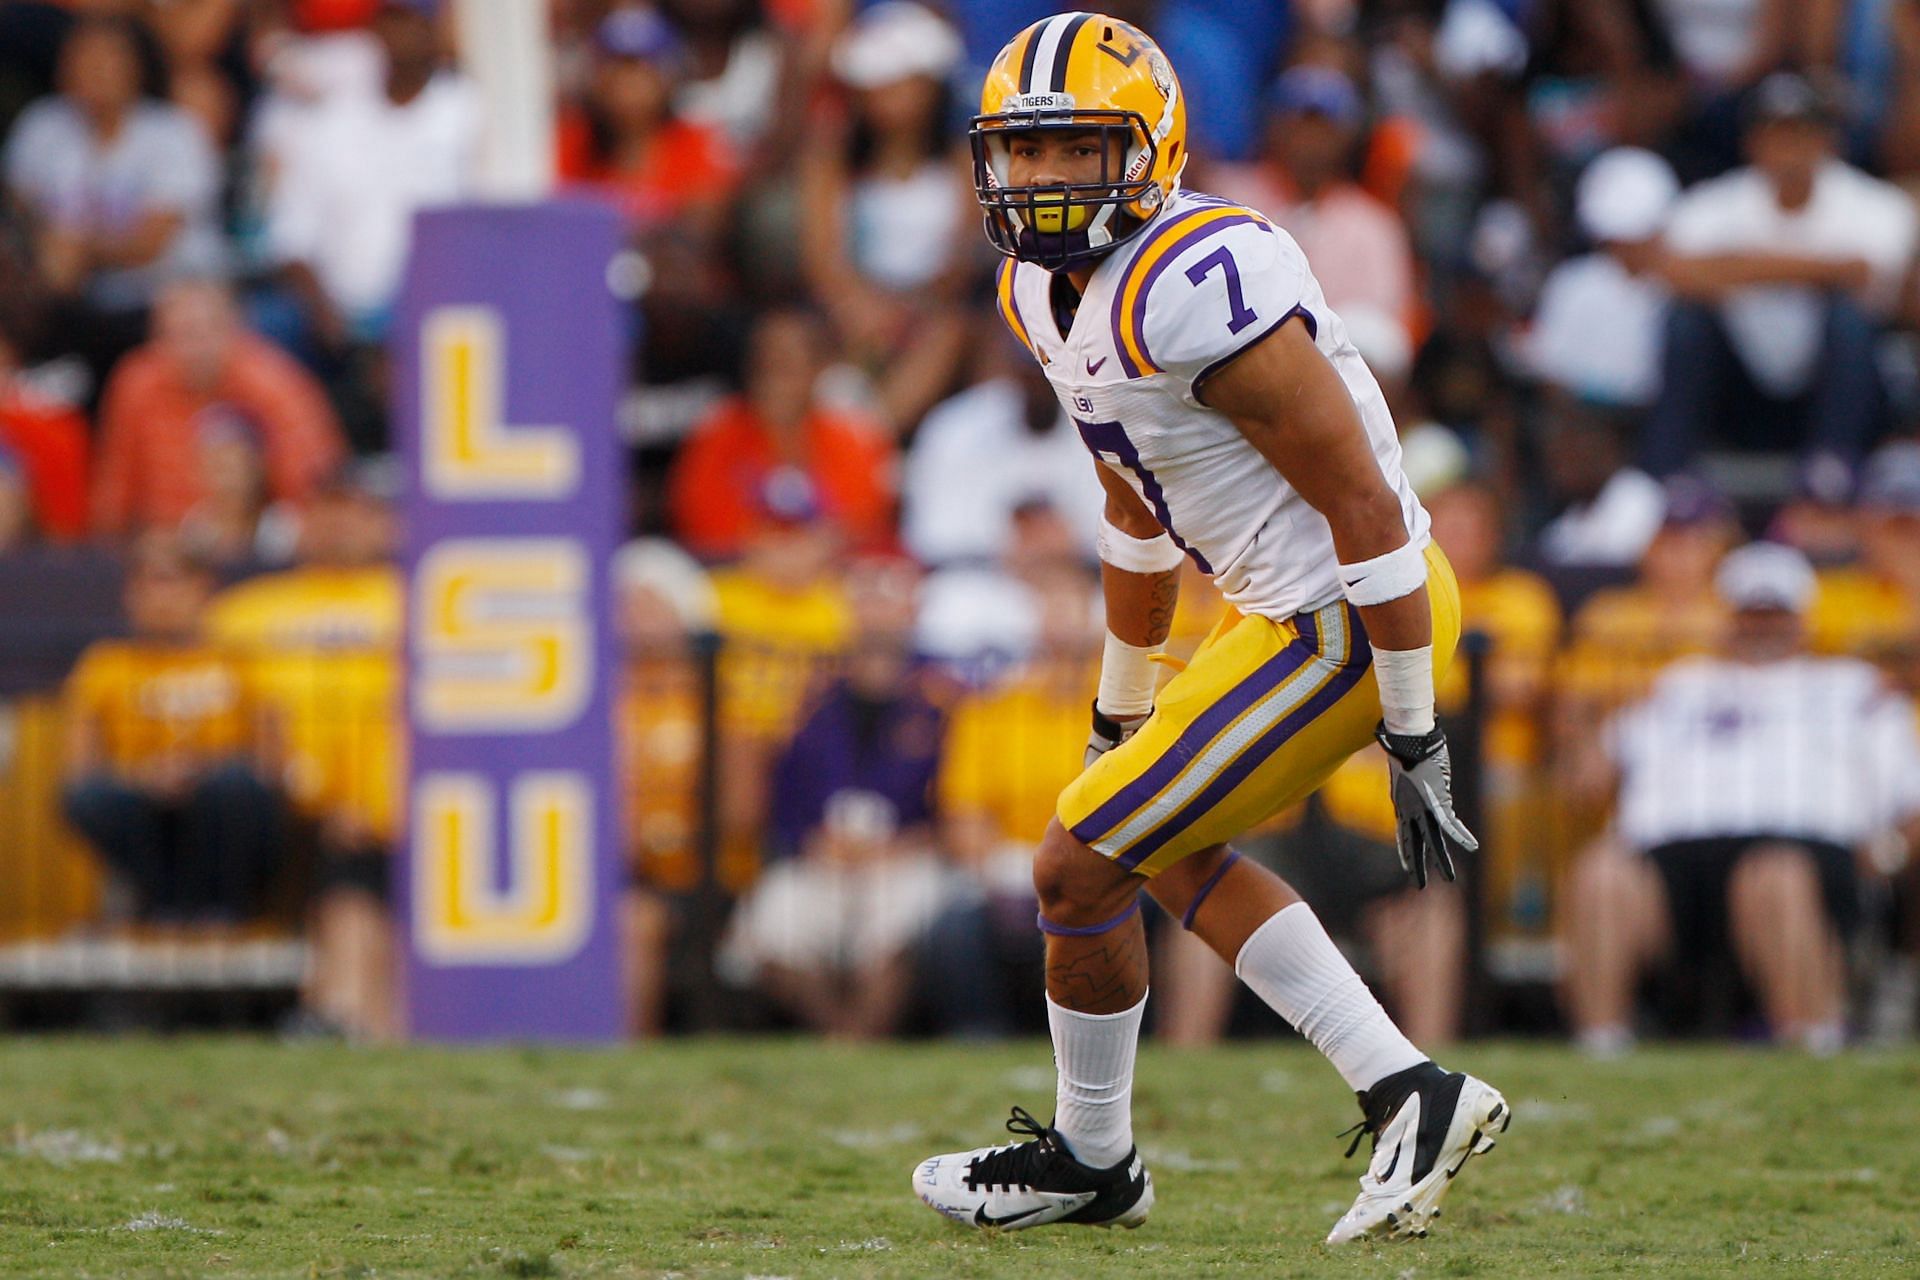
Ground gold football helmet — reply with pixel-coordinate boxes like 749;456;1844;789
970;12;1187;270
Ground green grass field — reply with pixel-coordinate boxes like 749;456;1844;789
2;1037;1917;1278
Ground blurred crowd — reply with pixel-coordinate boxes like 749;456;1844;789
3;0;1920;1050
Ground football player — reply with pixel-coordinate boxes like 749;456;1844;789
911;13;1509;1244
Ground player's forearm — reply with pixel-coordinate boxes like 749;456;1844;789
1101;563;1178;650
1096;563;1178;719
1092;471;1185;718
1354;589;1432;657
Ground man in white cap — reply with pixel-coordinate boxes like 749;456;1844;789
1562;541;1920;1055
1526;147;1679;410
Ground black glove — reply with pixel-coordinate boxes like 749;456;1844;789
1375;722;1479;889
1085;701;1149;768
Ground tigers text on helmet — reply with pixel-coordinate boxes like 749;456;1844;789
970;12;1187;271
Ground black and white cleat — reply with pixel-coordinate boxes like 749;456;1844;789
1325;1061;1511;1245
912;1106;1154;1232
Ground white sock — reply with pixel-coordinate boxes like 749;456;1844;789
1047;991;1145;1168
1234;903;1425;1091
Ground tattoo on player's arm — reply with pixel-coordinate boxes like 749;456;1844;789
1144;569;1178;646
1045;930;1149;1012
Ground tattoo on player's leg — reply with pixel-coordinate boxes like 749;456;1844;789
1046;931;1148;1012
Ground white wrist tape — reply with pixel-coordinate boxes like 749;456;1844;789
1374;645;1436;735
1337;536;1428;607
1098;516;1186;574
1097;630;1162;718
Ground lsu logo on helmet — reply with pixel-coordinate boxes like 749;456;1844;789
969;12;1188;270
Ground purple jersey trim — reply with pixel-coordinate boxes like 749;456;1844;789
1191;303;1317;405
1107;208;1271;380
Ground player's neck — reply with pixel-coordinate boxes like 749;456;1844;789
1065;267;1094;294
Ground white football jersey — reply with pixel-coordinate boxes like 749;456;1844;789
994;188;1429;622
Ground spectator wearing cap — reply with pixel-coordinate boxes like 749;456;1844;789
1646;73;1918;477
557;7;741;241
1563;542;1920;1055
0;313;89;543
2;15;224;392
708;467;854;748
613;537;762;1035
901;319;1105;569
93;279;347;538
1558;475;1741;720
257;0;480;350
1807;442;1920;659
1525;148;1678;411
798;0;973;437
1211;65;1420;352
668;307;894;559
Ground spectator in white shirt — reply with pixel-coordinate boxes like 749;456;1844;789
3;15;223;394
1645;74;1918;478
259;0;481;347
900;327;1105;569
1526;148;1678;411
1562;542;1920;1055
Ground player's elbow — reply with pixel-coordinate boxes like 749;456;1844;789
1319;482;1409;553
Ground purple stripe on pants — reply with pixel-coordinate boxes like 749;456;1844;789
1068;610;1323;848
1112;610;1373;870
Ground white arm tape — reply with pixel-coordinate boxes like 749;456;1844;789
1098;515;1187;574
1337;535;1429;607
1374;645;1436;735
1097;630;1161;718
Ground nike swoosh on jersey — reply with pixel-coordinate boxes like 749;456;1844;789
1086;356;1107;375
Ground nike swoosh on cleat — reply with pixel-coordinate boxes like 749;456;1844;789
1086;357;1107;375
1378;1136;1403;1184
974;1204;1052;1228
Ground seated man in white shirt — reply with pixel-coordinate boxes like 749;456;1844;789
1646;74;1917;478
1526;147;1678;411
1562;543;1920;1054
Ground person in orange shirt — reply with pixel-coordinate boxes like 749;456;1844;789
0;314;89;542
668;307;894;558
91;278;346;538
556;7;741;240
62;533;283;923
1558;477;1739;715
